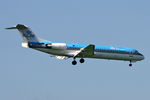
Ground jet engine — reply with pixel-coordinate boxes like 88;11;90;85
46;43;67;49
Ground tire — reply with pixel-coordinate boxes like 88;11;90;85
80;58;85;63
72;60;77;65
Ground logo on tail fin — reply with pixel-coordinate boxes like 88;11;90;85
18;27;38;42
22;30;35;40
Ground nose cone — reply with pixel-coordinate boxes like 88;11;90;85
141;55;144;60
139;53;144;60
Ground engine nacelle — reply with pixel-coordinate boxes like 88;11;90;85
46;43;67;49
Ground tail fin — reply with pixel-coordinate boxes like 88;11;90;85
6;24;40;42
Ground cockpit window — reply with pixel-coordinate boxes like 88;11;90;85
134;50;138;54
134;50;143;56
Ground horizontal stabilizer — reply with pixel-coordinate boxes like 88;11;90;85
5;26;17;29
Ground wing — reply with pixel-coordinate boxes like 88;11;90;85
74;44;95;58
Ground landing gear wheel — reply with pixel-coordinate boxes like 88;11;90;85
72;60;77;65
80;58;85;63
129;64;132;67
129;60;132;67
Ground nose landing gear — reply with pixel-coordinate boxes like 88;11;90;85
129;60;132;67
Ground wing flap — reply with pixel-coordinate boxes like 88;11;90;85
55;56;69;59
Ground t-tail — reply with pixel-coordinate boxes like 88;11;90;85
6;24;41;42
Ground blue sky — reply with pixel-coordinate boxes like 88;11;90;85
0;0;150;100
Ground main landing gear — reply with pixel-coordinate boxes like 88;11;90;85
72;58;85;65
129;60;132;67
80;58;85;63
72;60;77;65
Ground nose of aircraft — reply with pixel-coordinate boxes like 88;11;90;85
139;53;144;60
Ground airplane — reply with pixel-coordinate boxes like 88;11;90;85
6;24;144;66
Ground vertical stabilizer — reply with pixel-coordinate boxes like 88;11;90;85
6;24;40;42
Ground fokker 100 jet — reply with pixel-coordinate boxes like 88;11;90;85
6;24;144;66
